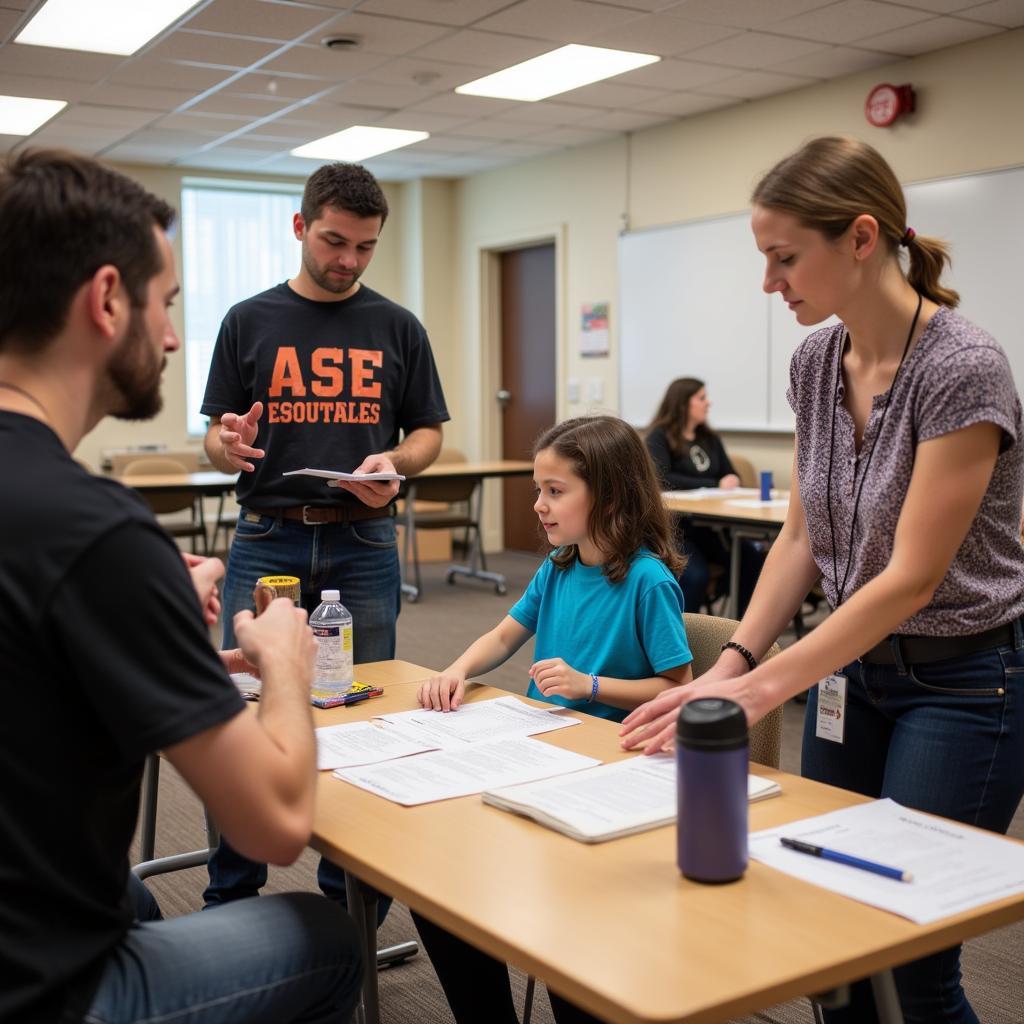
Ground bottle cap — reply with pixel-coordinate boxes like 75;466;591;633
676;698;747;751
321;589;340;601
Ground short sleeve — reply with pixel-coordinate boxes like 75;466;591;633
636;579;692;673
786;341;802;415
47;522;244;763
397;322;450;433
917;346;1018;451
200;308;248;419
508;559;551;633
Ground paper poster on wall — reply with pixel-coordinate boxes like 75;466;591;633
580;302;609;357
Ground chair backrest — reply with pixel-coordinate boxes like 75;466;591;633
682;612;783;768
728;452;758;489
110;450;201;474
119;456;197;515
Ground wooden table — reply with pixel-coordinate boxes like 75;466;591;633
313;660;1024;1024
663;492;789;618
401;459;534;601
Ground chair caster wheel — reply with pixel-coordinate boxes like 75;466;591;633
495;583;507;596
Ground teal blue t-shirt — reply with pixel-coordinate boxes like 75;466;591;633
508;550;692;722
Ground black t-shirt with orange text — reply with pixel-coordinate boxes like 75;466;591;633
201;282;450;508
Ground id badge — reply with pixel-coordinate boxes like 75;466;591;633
815;673;847;744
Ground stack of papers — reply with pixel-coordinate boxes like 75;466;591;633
484;754;780;843
750;798;1024;924
283;467;405;482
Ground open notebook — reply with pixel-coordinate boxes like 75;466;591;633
483;754;780;844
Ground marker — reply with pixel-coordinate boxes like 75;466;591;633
779;837;913;882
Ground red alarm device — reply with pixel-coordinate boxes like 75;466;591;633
865;83;915;127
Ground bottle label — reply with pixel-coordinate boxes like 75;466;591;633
342;625;352;652
312;625;339;639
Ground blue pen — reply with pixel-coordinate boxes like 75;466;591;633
780;837;913;883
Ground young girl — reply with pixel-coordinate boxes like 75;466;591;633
414;415;693;1024
622;136;1024;1024
417;414;693;721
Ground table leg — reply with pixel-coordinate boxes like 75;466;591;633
345;871;381;1024
870;969;905;1023
445;479;507;595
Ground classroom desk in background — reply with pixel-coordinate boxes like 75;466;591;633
663;492;789;619
400;459;534;601
313;660;1024;1024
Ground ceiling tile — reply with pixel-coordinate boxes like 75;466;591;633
27;122;138;153
959;0;1024;26
489;99;601;125
484;139;563;159
183;0;340;40
554;80;668;109
854;14;1002;53
259;44;392;78
327;78;436;108
187;93;293;118
613;56;742;90
695;68;816;98
362;55;492;90
356;0;524;26
768;44;896;77
0;71;74;100
668;0;837;30
376;109;470;131
448;118;523;140
271;102;387;130
412;134;490;153
103;142;205;162
408;29;552;68
312;11;453;55
108;60;235;91
0;9;21;38
581;13;741;55
402;89;513;117
892;0;994;11
58;105;160;130
525;125;618;146
772;1;933;44
631;90;739;115
0;43;123;82
572;108;671;131
226;73;335;101
79;82;197;112
476;0;641;43
142;29;281;68
158;111;256;133
683;30;829;68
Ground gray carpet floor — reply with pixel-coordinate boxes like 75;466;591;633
134;550;1024;1023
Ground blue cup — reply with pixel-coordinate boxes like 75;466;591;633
676;698;748;883
759;470;773;501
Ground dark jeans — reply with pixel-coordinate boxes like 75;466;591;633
206;509;400;921
678;525;763;617
85;875;362;1023
411;911;603;1024
802;624;1024;1024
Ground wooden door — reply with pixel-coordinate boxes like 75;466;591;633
499;244;556;552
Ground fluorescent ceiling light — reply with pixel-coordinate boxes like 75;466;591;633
15;0;202;56
291;126;430;162
0;95;67;135
455;44;660;102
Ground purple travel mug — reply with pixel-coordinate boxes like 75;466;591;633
676;698;748;883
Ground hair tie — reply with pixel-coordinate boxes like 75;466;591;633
900;227;916;246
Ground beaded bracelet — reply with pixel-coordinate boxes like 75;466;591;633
721;640;757;673
588;673;600;702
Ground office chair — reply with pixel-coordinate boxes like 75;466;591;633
727;452;759;489
118;453;208;555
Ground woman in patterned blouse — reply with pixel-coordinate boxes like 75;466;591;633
622;136;1024;1024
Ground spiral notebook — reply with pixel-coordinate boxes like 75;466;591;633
483;754;780;843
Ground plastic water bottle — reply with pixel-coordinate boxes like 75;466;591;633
676;698;749;883
309;589;353;693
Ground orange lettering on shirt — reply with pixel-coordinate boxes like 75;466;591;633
268;347;306;397
349;349;383;398
311;348;344;397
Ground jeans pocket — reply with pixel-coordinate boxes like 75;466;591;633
908;649;1006;697
351;518;397;550
233;511;279;541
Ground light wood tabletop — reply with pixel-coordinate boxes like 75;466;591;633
412;459;534;480
663;492;789;528
112;469;238;494
312;660;1024;1024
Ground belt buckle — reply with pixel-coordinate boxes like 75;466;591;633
301;506;326;525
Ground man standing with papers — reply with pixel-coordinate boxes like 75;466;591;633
201;162;449;907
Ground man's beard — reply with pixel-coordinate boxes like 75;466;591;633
108;306;164;422
302;244;361;295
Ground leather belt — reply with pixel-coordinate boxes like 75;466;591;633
245;504;394;525
859;620;1017;666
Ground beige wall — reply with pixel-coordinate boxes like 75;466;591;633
83;28;1024;533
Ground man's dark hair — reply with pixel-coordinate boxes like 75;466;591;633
0;149;175;354
301;162;389;227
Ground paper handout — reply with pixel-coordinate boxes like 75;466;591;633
315;721;438;771
282;467;405;482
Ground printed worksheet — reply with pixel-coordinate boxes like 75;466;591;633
374;695;581;748
334;736;600;806
315;721;438;771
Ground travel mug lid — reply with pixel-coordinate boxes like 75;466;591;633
676;698;747;750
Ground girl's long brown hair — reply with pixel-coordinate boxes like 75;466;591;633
752;136;959;308
534;415;684;583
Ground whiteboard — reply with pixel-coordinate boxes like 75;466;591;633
619;164;1024;432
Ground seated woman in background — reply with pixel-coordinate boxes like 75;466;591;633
646;377;757;614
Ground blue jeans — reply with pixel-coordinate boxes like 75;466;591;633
207;509;399;920
802;625;1024;1024
85;875;362;1023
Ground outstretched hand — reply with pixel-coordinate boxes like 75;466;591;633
218;401;265;472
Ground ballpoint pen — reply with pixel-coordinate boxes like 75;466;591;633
779;837;913;882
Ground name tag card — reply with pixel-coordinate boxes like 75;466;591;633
815;673;847;743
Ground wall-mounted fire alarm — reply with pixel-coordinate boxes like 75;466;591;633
865;83;915;127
